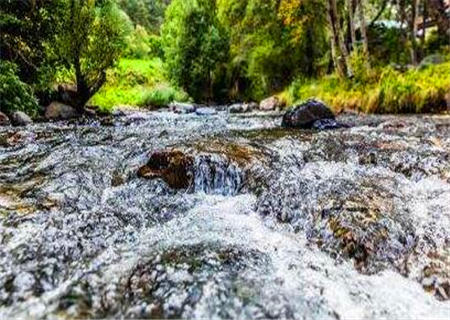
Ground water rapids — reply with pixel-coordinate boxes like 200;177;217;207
0;110;449;319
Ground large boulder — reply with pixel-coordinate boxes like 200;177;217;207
0;112;10;126
45;102;79;120
259;96;282;111
138;150;194;189
282;99;341;129
10;111;33;126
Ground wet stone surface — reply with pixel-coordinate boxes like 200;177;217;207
0;111;449;319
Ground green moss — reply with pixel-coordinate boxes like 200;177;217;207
90;58;189;111
283;62;450;114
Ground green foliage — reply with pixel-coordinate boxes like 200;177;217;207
143;86;189;107
368;24;410;66
162;0;229;102
125;25;152;59
285;62;450;114
118;0;171;33
0;61;39;115
217;0;328;101
0;0;65;89
91;58;189;110
125;26;164;59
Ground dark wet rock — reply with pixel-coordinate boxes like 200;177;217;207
169;102;196;114
10;111;33;126
195;107;217;116
138;146;248;195
229;103;246;113
259;96;282;111
138;150;194;189
45;102;79;120
282;99;337;129
0;112;10;126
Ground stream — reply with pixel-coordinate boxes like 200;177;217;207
0;110;449;319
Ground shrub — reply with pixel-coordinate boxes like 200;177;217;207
142;86;190;108
0;61;39;115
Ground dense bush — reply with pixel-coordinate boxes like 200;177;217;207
0;62;39;115
118;0;171;33
0;0;64;89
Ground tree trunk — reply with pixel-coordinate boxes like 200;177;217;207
327;0;351;77
410;0;420;65
421;0;427;48
358;0;369;57
348;0;357;51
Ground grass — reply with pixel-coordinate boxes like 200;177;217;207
282;62;450;113
90;58;189;111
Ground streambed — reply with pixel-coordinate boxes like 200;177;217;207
0;111;449;319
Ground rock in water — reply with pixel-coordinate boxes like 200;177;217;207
169;102;196;114
45;102;79;120
229;102;258;114
138;150;194;189
196;107;217;116
10;111;33;126
229;103;246;114
0;112;10;126
259;96;281;111
282;99;339;129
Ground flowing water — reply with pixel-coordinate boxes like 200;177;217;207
0;110;449;319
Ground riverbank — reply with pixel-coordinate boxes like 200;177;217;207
281;62;450;114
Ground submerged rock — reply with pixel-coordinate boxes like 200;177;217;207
195;107;217;116
0;112;10;126
138;150;194;189
10;111;33;126
282;99;339;129
45;102;79;120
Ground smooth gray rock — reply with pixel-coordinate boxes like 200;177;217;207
45;102;79;120
11;111;33;126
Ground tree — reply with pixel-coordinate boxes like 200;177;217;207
0;0;65;88
162;0;229;102
52;0;131;110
